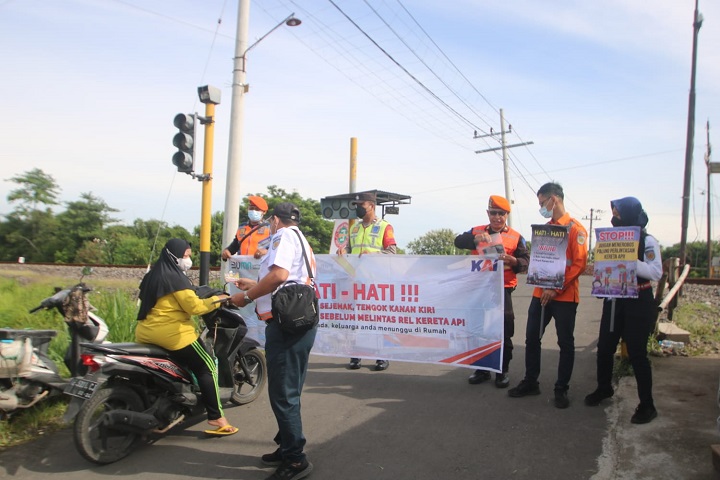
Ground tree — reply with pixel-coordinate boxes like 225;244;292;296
211;186;334;260
265;186;334;253
54;192;119;262
0;210;61;262
5;168;60;219
2;169;63;261
407;228;464;255
661;241;715;278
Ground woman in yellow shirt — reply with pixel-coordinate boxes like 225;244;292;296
136;238;236;435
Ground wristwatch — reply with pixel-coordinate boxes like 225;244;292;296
244;293;254;304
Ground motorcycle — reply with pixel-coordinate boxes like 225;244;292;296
63;286;267;465
0;267;109;417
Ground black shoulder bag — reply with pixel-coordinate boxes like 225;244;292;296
271;229;319;335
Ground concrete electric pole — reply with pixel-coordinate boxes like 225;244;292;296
474;108;533;228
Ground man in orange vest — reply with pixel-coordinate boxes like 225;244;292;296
454;195;529;388
221;196;271;260
508;182;588;409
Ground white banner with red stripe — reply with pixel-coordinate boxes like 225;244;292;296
228;254;505;371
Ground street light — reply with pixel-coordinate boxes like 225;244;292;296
222;5;301;272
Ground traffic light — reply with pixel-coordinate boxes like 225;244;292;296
320;196;356;219
172;113;195;173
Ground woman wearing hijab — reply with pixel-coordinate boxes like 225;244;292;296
136;238;237;435
584;197;663;424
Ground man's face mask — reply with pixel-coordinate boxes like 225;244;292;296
248;209;263;222
355;205;367;218
538;197;554;219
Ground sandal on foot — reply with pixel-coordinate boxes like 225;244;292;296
204;425;238;436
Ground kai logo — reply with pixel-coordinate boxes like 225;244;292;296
471;259;498;272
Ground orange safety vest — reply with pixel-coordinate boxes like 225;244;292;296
470;224;522;288
235;224;270;256
532;213;588;303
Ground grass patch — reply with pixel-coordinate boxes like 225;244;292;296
674;302;720;356
0;396;68;452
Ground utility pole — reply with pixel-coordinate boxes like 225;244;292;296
705;120;717;276
221;4;301;275
222;0;250;277
474;108;533;227
583;208;604;261
679;0;703;267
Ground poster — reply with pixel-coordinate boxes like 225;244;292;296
591;227;640;298
526;224;569;288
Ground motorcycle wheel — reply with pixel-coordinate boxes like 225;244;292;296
73;385;145;465
231;348;267;405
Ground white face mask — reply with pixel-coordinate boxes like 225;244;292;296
248;210;263;222
178;257;192;272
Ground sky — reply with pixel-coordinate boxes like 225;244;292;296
1;0;719;255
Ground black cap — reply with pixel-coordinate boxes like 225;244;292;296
351;192;376;204
273;202;301;222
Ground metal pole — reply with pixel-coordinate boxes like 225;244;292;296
679;0;703;267
500;108;512;227
350;137;358;194
199;102;216;286
222;0;250;276
588;208;594;257
349;137;358;228
706;120;713;276
708;155;712;277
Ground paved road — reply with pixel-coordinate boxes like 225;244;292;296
2;275;719;479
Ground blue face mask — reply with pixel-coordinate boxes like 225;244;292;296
539;199;554;219
248;210;263;222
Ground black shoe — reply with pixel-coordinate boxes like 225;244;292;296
468;370;492;385
584;388;614;406
266;459;313;480
261;449;283;466
348;358;361;370
374;360;390;371
554;389;570;409
508;379;540;397
631;404;658;424
495;372;510;388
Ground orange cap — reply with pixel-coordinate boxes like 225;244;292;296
488;195;511;212
247;196;268;211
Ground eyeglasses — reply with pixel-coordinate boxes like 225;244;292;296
487;210;508;216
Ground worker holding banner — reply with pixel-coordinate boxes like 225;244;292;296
454;195;529;388
338;191;395;371
509;182;587;409
584;197;662;424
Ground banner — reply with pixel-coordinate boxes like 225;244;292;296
227;254;505;371
591;227;640;298
527;224;569;288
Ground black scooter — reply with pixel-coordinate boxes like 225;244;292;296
63;286;266;465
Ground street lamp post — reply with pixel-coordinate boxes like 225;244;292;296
221;2;301;273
